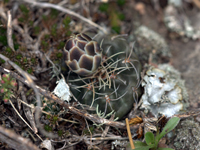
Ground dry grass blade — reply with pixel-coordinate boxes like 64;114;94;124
6;10;15;51
9;99;43;141
129;116;143;126
19;82;38;134
126;118;135;149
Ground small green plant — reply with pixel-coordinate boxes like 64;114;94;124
44;124;52;132
98;2;125;33
0;74;17;103
99;3;109;12
117;0;126;6
127;117;180;150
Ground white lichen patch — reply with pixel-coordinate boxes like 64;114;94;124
140;64;188;117
167;86;182;104
53;78;71;102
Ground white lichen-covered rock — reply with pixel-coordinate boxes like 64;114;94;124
140;64;189;117
133;26;171;63
164;4;200;40
53;78;71;102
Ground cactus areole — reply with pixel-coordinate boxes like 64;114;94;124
63;33;142;120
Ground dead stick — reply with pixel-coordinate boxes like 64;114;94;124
0;65;140;130
126;118;135;149
7;10;15;52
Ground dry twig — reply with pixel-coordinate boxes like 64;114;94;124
126;118;135;149
0;54;57;138
21;0;108;34
7;10;15;52
19;82;38;134
0;64;139;130
8;99;43;141
0;126;39;150
18;98;78;124
193;0;200;9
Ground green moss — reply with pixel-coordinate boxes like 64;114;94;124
28;20;33;26
117;0;126;6
99;3;109;12
109;6;122;34
12;34;17;41
16;54;22;60
118;13;125;21
0;58;5;64
56;52;63;58
26;89;33;96
3;0;9;3
62;16;72;36
63;16;71;29
11;34;19;50
41;40;49;50
0;26;6;34
33;26;40;35
14;61;21;67
53;116;58;121
31;58;36;64
19;4;29;14
50;9;59;19
5;47;12;53
20;46;27;52
52;116;58;124
66;30;71;36
14;43;19;50
112;25;120;34
47;115;51;119
0;27;7;46
27;68;33;74
18;17;25;23
44;125;52;132
57;130;63;137
0;35;7;46
51;24;57;37
18;5;29;22
83;126;94;135
43;106;51;112
44;34;50;39
57;42;65;49
23;58;28;63
42;15;48;21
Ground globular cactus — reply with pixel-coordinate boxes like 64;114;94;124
64;33;141;119
63;33;102;76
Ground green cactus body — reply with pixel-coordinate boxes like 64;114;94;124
64;33;141;119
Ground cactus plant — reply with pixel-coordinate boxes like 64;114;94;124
63;33;141;119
